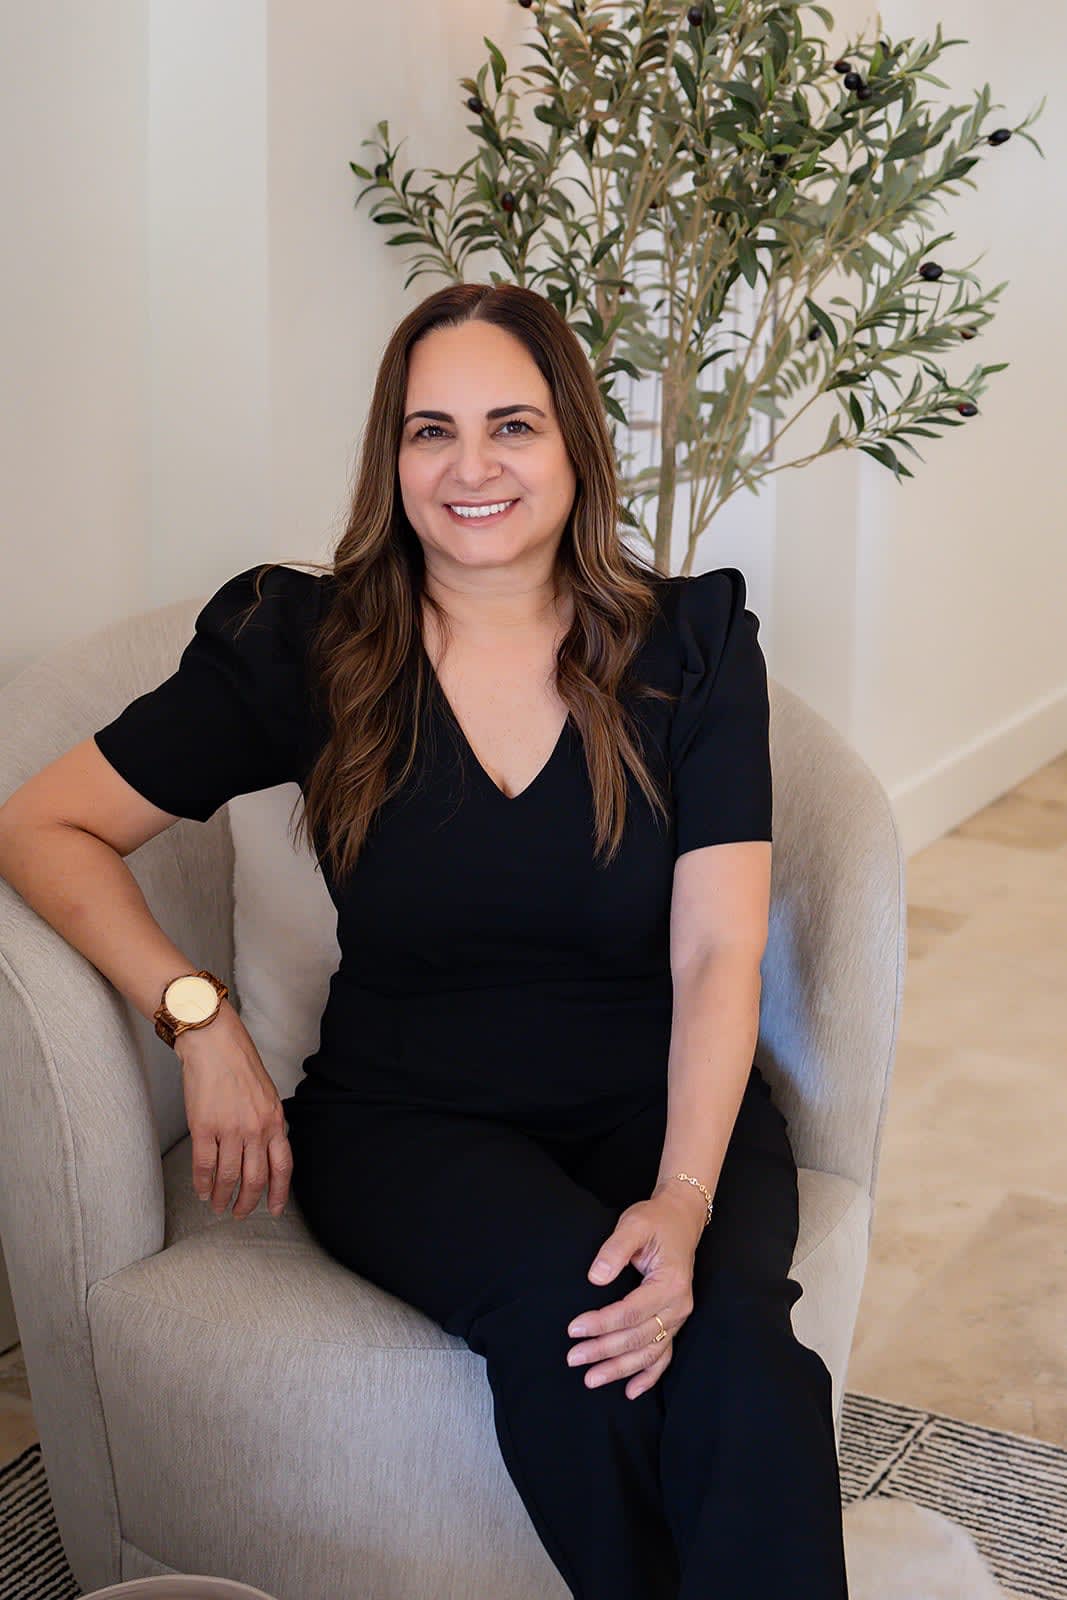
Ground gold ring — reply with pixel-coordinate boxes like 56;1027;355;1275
652;1313;669;1344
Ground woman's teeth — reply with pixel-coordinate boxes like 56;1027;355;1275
446;499;517;520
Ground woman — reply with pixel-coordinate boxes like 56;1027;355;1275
14;282;849;1597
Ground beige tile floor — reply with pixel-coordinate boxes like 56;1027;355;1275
1;751;1064;1485
847;750;1067;1449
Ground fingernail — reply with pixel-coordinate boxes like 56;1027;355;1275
590;1261;610;1279
569;1320;587;1336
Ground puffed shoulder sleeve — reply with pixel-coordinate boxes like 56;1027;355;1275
92;563;323;822
669;566;773;857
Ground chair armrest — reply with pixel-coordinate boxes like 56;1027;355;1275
760;680;909;1234
0;599;245;1592
0;875;171;1591
0;878;165;1301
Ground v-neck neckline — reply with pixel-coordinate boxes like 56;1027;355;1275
419;636;571;805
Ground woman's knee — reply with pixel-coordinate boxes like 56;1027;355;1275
679;1271;833;1405
694;1252;804;1326
457;1221;644;1354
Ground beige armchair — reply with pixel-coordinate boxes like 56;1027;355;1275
0;587;906;1598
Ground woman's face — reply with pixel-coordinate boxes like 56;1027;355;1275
397;319;578;582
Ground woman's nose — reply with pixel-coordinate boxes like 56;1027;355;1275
449;437;504;484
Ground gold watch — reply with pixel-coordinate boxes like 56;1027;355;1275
153;969;229;1049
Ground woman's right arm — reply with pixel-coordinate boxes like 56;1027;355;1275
0;735;292;1220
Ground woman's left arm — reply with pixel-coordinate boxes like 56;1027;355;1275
652;944;764;1216
655;836;772;1205
564;841;771;1399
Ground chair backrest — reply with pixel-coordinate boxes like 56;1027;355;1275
229;786;339;1106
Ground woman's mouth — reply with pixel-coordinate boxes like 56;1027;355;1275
444;498;520;527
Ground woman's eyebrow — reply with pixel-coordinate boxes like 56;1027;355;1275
403;404;547;424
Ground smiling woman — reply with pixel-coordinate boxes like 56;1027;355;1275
398;319;577;583
75;280;847;1598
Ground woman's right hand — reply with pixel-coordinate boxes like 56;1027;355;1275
175;1000;292;1220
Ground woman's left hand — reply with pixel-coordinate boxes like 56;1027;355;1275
565;1183;709;1400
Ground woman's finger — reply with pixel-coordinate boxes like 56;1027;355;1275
568;1301;682;1372
626;1340;674;1400
567;1269;692;1343
211;1132;245;1214
232;1139;269;1220
191;1133;218;1202
266;1128;293;1216
573;1309;687;1389
580;1327;675;1391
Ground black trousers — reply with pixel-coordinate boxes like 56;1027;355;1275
282;1064;850;1599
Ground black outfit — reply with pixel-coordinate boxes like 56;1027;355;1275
94;562;849;1599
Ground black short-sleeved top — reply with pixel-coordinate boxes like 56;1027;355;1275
94;563;772;1130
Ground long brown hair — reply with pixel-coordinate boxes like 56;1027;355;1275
237;281;676;886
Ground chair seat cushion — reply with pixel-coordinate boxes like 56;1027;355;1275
83;1139;869;1598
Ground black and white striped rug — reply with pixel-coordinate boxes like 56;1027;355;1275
839;1391;1065;1598
2;1390;1065;1598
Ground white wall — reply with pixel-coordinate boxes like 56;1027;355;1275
777;0;1067;849
148;0;271;598
869;0;1067;849
1;3;150;666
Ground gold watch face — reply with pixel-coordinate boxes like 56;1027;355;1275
165;974;219;1025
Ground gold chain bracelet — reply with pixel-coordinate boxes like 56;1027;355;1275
670;1171;715;1229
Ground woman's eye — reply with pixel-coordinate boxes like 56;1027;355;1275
411;419;532;441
